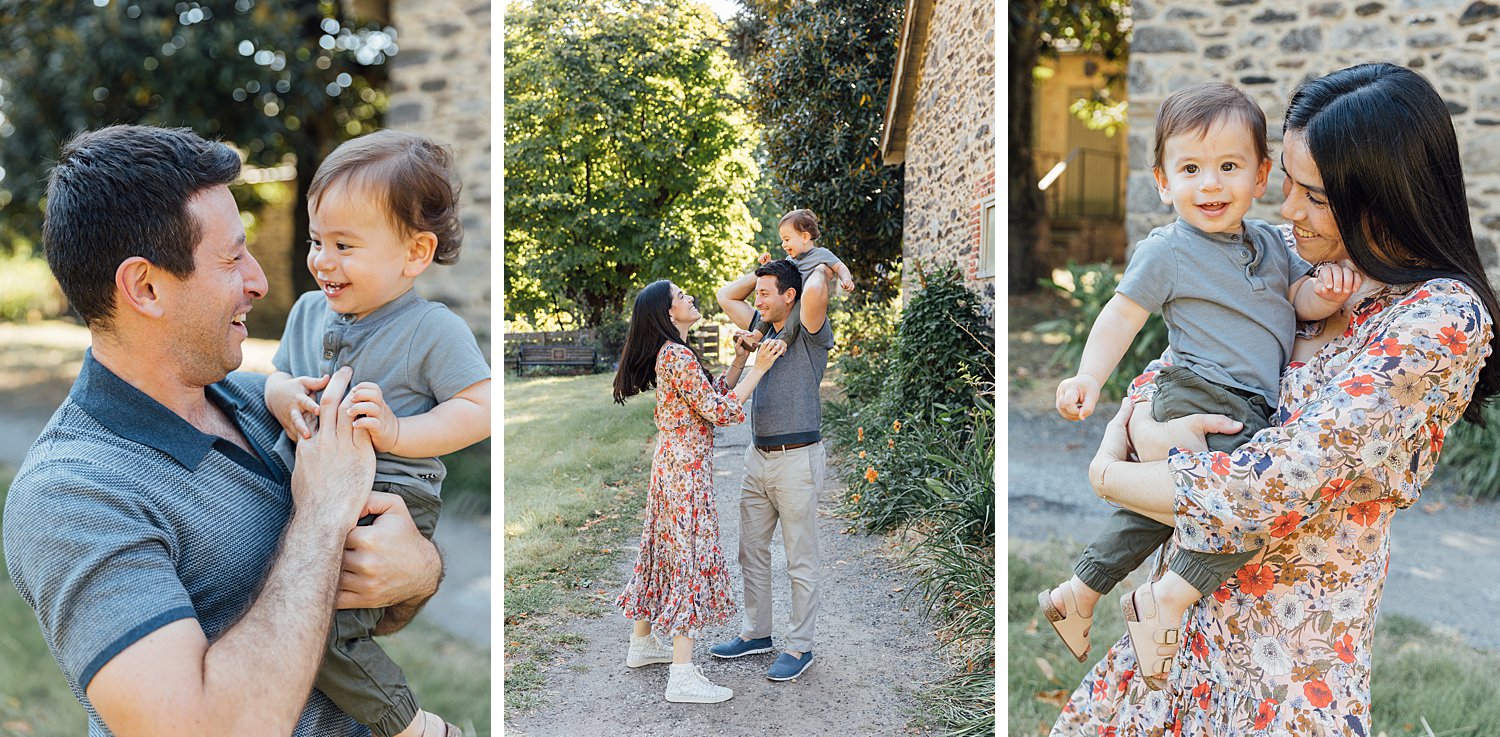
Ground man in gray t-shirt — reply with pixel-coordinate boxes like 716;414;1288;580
710;258;834;682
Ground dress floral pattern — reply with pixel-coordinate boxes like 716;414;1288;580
1053;278;1493;737
617;343;743;641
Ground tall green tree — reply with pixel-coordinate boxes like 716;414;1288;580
504;0;760;328
733;0;905;297
1008;0;1130;294
0;0;394;295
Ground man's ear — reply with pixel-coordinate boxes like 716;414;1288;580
114;256;167;319
402;231;438;278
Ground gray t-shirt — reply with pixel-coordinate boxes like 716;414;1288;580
751;313;834;445
272;288;490;499
790;246;843;279
1116;218;1315;405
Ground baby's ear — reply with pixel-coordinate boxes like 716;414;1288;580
403;231;438;277
1151;167;1172;205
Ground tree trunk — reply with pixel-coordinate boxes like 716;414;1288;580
1008;1;1045;295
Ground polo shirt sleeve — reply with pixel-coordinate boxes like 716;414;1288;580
1116;234;1176;313
410;305;491;402
5;462;195;691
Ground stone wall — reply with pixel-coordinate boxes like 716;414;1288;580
900;0;996;309
1128;0;1500;277
385;0;492;348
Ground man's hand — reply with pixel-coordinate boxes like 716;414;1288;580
336;491;442;614
266;373;329;440
1056;374;1102;421
346;381;400;454
292;367;375;528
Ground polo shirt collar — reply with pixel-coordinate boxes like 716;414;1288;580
335;287;422;327
1173;217;1249;246
70;350;246;471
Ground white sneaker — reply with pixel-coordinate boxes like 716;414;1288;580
625;633;673;668
664;663;733;703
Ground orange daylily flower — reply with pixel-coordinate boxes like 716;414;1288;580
864;467;878;483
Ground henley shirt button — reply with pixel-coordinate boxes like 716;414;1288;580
323;350;334;359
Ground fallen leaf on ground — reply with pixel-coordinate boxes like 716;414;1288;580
891;586;904;593
1025;618;1039;635
1036;689;1071;708
1036;657;1058;683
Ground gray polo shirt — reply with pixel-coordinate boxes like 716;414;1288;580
3;352;366;736
272;288;490;499
790;246;842;278
751;311;834;445
1117;218;1314;405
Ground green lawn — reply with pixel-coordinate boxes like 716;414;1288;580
1009;539;1500;737
0;467;490;735
501;372;657;710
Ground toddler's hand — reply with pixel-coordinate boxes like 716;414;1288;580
347;381;401;454
1313;262;1363;304
1056;375;1102;421
758;253;773;265
271;374;329;440
839;277;855;292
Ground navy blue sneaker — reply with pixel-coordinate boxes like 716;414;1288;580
710;636;774;659
766;651;815;681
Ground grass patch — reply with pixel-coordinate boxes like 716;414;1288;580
501;373;656;713
0;466;490;735
1008;539;1500;737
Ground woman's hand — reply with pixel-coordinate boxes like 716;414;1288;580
1088;400;1136;499
756;338;787;367
731;328;761;360
1089;400;1243;500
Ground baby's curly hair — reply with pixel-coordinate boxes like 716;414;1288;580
309;129;464;264
778;208;821;240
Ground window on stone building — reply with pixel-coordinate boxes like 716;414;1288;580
977;194;996;279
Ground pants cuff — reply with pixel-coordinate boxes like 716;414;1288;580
1168;551;1239;597
368;691;420;737
1073;557;1123;596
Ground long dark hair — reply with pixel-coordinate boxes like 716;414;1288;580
612;280;712;404
1286;63;1500;424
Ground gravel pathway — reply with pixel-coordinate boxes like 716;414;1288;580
1006;401;1500;650
504;418;945;737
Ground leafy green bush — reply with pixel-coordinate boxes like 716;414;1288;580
1435;402;1500;500
1035;261;1168;400
822;267;995;734
0;250;67;323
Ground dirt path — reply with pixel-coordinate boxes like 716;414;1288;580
504;419;945;737
1006;398;1500;651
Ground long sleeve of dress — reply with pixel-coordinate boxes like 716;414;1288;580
1167;280;1492;554
660;343;746;427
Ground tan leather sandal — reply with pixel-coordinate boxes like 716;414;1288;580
1121;582;1180;691
1038;584;1092;662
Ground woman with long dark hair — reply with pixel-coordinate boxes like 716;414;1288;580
611;279;785;704
1052;63;1496;736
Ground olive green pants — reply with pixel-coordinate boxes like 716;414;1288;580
1074;365;1272;597
315;481;442;737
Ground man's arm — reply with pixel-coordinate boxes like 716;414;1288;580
86;368;375;737
717;272;758;330
799;265;833;335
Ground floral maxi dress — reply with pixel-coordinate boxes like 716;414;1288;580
1052;279;1493;737
617;343;743;641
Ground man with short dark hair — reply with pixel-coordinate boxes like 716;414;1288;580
2;125;442;736
711;258;834;681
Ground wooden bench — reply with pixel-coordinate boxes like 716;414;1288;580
513;344;598;375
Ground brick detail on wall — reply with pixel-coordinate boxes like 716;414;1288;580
387;0;492;349
1128;0;1500;279
899;0;996;309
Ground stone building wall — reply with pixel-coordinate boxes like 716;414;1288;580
1128;0;1500;277
385;0;492;348
901;0;996;308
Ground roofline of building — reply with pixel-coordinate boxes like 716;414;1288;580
880;0;934;166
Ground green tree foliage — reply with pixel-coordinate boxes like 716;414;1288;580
504;0;760;328
733;0;905;297
1008;0;1130;293
0;0;393;293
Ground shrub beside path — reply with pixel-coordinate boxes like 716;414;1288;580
504;417;945;737
1006;401;1500;651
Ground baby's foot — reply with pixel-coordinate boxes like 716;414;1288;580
1049;577;1099;619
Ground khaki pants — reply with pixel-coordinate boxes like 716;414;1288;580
739;442;824;654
